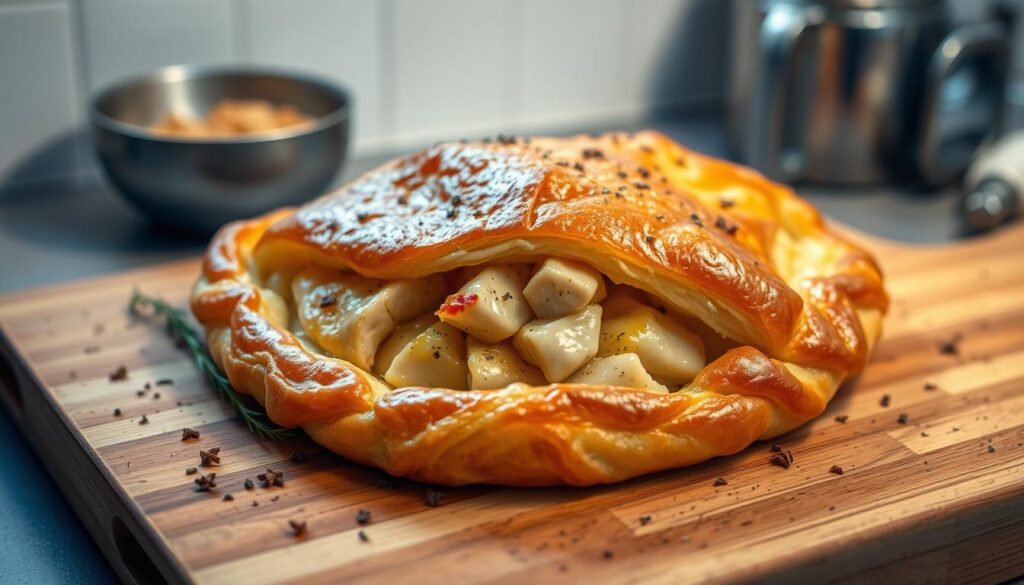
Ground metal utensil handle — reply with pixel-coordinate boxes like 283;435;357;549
917;21;1009;187
751;2;821;183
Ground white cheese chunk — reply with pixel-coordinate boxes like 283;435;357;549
293;266;446;371
373;314;437;376
466;338;546;389
568;353;669;393
598;296;705;383
436;265;533;343
513;304;602;382
523;258;603;318
384;322;469;390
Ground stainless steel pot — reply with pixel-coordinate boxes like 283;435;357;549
729;0;1009;186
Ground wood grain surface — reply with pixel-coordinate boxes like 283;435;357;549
0;223;1022;585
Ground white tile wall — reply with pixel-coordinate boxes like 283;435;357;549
81;0;234;91
0;2;80;186
0;0;732;194
628;0;727;110
239;0;383;151
521;0;633;128
391;0;516;141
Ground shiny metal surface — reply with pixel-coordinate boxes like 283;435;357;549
729;0;1008;186
962;178;1018;231
91;65;350;234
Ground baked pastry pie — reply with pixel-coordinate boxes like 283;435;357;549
191;131;887;486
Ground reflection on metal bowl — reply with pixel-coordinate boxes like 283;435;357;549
90;65;350;234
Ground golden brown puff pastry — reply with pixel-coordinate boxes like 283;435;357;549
191;131;887;486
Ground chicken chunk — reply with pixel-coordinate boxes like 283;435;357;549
374;315;437;376
598;296;705;383
523;258;604;318
513;304;602;382
466;338;546;389
436;265;533;343
384;322;469;390
293;266;446;370
568;353;669;393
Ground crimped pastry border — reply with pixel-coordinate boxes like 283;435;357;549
191;132;886;486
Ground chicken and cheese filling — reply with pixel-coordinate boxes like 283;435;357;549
280;258;710;393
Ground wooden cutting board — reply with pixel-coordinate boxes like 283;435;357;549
1;223;1022;585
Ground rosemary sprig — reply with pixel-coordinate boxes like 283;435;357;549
129;290;293;441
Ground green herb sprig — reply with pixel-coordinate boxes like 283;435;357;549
129;290;293;441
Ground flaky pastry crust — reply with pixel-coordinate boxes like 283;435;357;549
191;131;887;486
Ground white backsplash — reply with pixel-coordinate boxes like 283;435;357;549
0;0;1003;193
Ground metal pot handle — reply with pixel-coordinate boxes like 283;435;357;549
917;21;1009;187
750;2;822;183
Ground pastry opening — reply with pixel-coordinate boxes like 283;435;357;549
260;257;743;394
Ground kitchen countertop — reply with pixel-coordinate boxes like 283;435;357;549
0;115;974;583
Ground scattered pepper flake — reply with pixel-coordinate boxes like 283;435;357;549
289;519;307;536
581;148;604;159
987;445;996;454
318;295;337;308
185;466;197;475
834;415;848;423
770;449;794;469
713;477;728;487
258;468;285;488
425;489;446;507
923;382;939;391
880;394;891;408
223;493;234;502
939;334;962;356
155;379;173;386
199;448;221;467
109;366;128;382
358;530;370;543
602;550;614;560
244;478;254;490
139;415;149;425
194;473;217;492
897;413;909;425
829;465;844;475
182;428;200;441
356;509;371;525
113;408;122;417
690;213;703;227
639;515;652;526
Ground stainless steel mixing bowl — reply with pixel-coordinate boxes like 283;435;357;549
90;65;350;233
